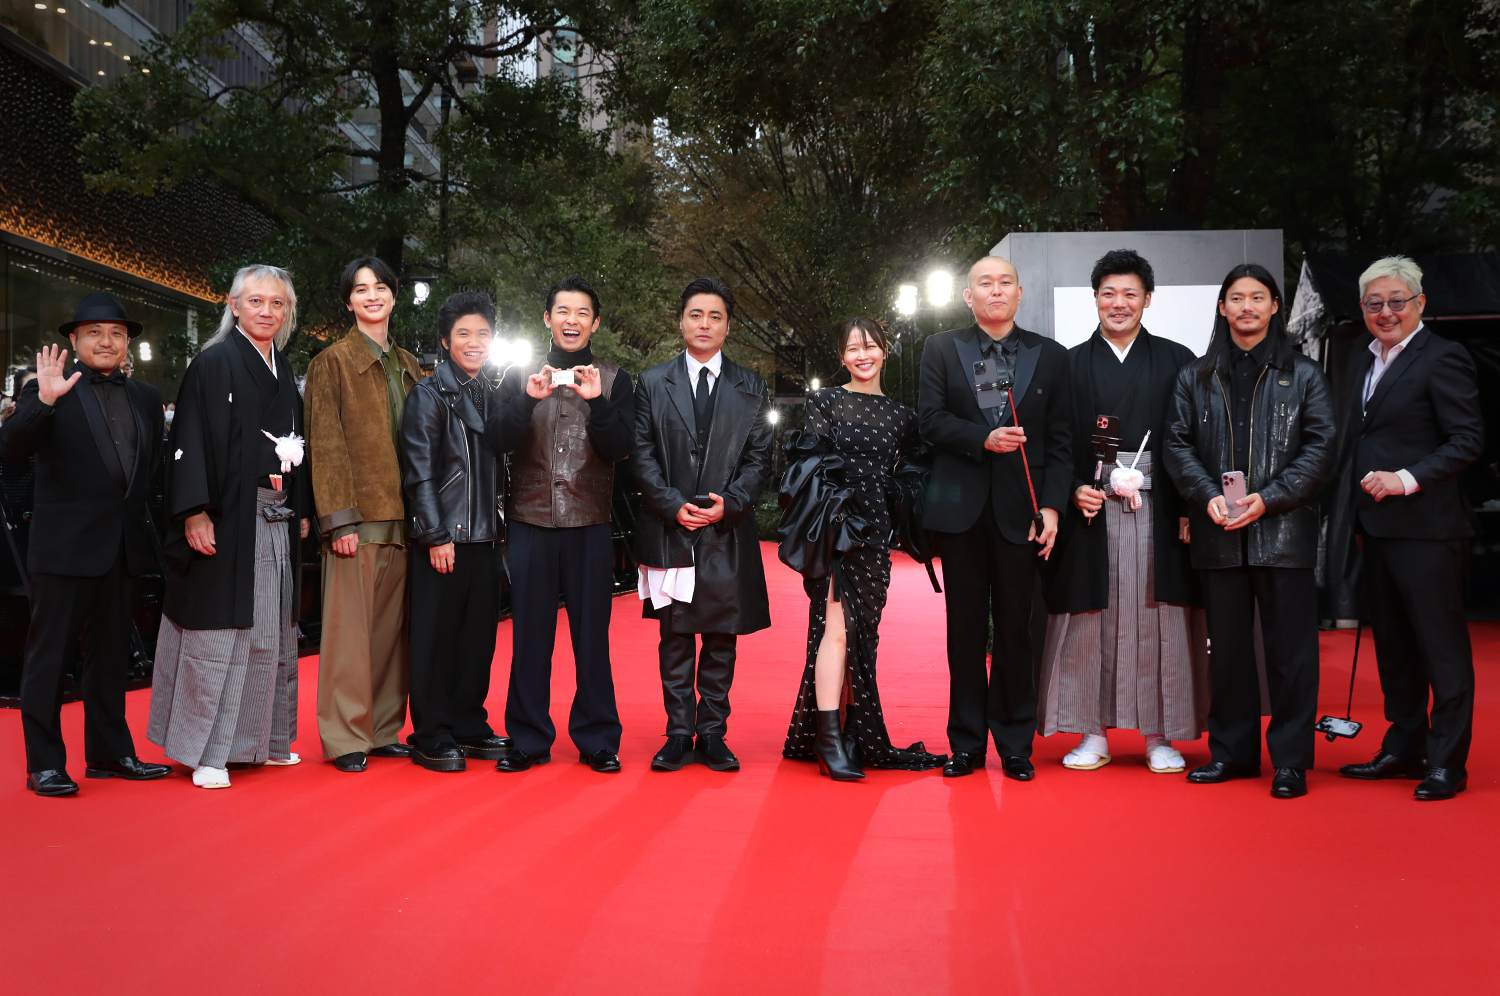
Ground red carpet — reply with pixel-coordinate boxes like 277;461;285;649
3;543;1497;994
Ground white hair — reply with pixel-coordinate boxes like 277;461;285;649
206;264;299;351
1358;255;1423;299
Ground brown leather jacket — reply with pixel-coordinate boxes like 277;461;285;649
306;330;423;533
508;358;621;528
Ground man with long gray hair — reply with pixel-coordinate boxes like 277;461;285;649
147;264;311;789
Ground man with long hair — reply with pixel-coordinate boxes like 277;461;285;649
1163;264;1336;798
1333;257;1483;801
148;265;311;788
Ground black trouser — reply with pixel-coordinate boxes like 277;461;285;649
939;503;1039;758
407;540;500;752
19;557;137;772
1201;565;1319;770
658;628;736;738
1365;536;1473;771
505;521;621;756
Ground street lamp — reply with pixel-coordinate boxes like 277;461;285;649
895;284;918;316
927;270;953;307
809;378;821;392
412;281;431;306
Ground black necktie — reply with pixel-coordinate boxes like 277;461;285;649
694;366;715;446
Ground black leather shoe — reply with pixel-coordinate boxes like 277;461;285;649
1270;768;1307;798
581;749;622;773
455;735;513;760
84;756;172;780
943;752;985;777
1000;756;1035;781
26;769;79;796
696;734;740;771
495;749;550;772
1414;767;1467;801
1339;750;1426;780
367;743;413;758
411;743;466;772
1186;761;1261;783
334;752;367;772
651;735;695;771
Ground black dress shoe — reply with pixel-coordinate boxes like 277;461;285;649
411;743;466;772
1000;756;1035;781
651;734;695;771
455;735;514;760
84;756;172;780
1186;761;1261;783
943;752;985;777
495;749;550;772
367;743;413;758
26;769;79;796
1270;768;1307;798
580;749;622;773
1414;767;1467;801
1339;750;1426;780
696;734;740;771
334;752;367;772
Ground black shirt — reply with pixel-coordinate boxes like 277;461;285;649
88;369;136;478
979;329;1020;426
1228;336;1272;474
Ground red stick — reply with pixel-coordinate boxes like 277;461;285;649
1005;386;1043;524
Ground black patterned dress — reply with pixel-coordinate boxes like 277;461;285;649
782;388;946;770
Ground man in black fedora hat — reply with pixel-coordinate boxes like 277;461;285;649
0;290;170;796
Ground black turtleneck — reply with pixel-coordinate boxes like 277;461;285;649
547;341;595;369
487;340;636;462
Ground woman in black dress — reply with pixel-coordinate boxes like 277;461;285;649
782;318;946;779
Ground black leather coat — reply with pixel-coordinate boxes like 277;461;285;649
1163;350;1336;569
400;361;502;547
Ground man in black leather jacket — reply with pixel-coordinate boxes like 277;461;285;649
1163;264;1336;799
399;292;512;772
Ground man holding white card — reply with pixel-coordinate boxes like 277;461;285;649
1163;263;1335;799
487;275;633;773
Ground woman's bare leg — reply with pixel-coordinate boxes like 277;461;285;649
814;587;846;710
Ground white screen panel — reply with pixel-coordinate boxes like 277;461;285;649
1052;285;1222;357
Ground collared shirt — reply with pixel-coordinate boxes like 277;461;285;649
1362;322;1424;495
238;326;277;376
88;367;136;478
1228;336;1272;474
685;349;723;390
456;369;486;416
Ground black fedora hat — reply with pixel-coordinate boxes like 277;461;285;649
58;291;144;339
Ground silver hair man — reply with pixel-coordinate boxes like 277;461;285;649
206;264;299;350
1358;255;1424;300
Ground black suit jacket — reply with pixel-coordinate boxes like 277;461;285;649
0;367;164;577
1336;326;1483;539
632;353;773;634
918;324;1073;542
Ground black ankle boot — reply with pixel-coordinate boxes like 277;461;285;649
815;710;865;781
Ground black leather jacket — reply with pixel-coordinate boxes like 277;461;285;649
400;361;502;546
1162;351;1336;569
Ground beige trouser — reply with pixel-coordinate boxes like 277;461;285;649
317;544;410;758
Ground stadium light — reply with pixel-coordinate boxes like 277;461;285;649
895;284;918;316
927;270;953;307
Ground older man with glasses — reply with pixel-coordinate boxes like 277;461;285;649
1333;256;1484;801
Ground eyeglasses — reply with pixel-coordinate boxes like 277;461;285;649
1362;296;1415;315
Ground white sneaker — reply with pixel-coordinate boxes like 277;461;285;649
192;766;231;789
264;753;300;766
1062;733;1111;770
1145;736;1185;773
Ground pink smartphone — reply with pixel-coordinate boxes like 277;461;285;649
1221;471;1248;520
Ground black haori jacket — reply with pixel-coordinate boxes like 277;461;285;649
1043;329;1200;614
0;366;162;577
162;332;309;630
632;353;773;635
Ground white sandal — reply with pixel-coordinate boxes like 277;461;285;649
1062;733;1112;771
192;766;231;789
1145;737;1185;773
264;753;300;766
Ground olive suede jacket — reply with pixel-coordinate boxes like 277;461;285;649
305;329;423;534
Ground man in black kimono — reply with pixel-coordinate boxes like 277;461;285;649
634;278;774;772
1039;250;1206;774
147;265;311;789
0;292;170;796
919;256;1073;781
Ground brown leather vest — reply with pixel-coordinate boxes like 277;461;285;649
509;359;620;528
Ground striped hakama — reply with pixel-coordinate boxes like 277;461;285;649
148;488;299;767
1038;452;1210;741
